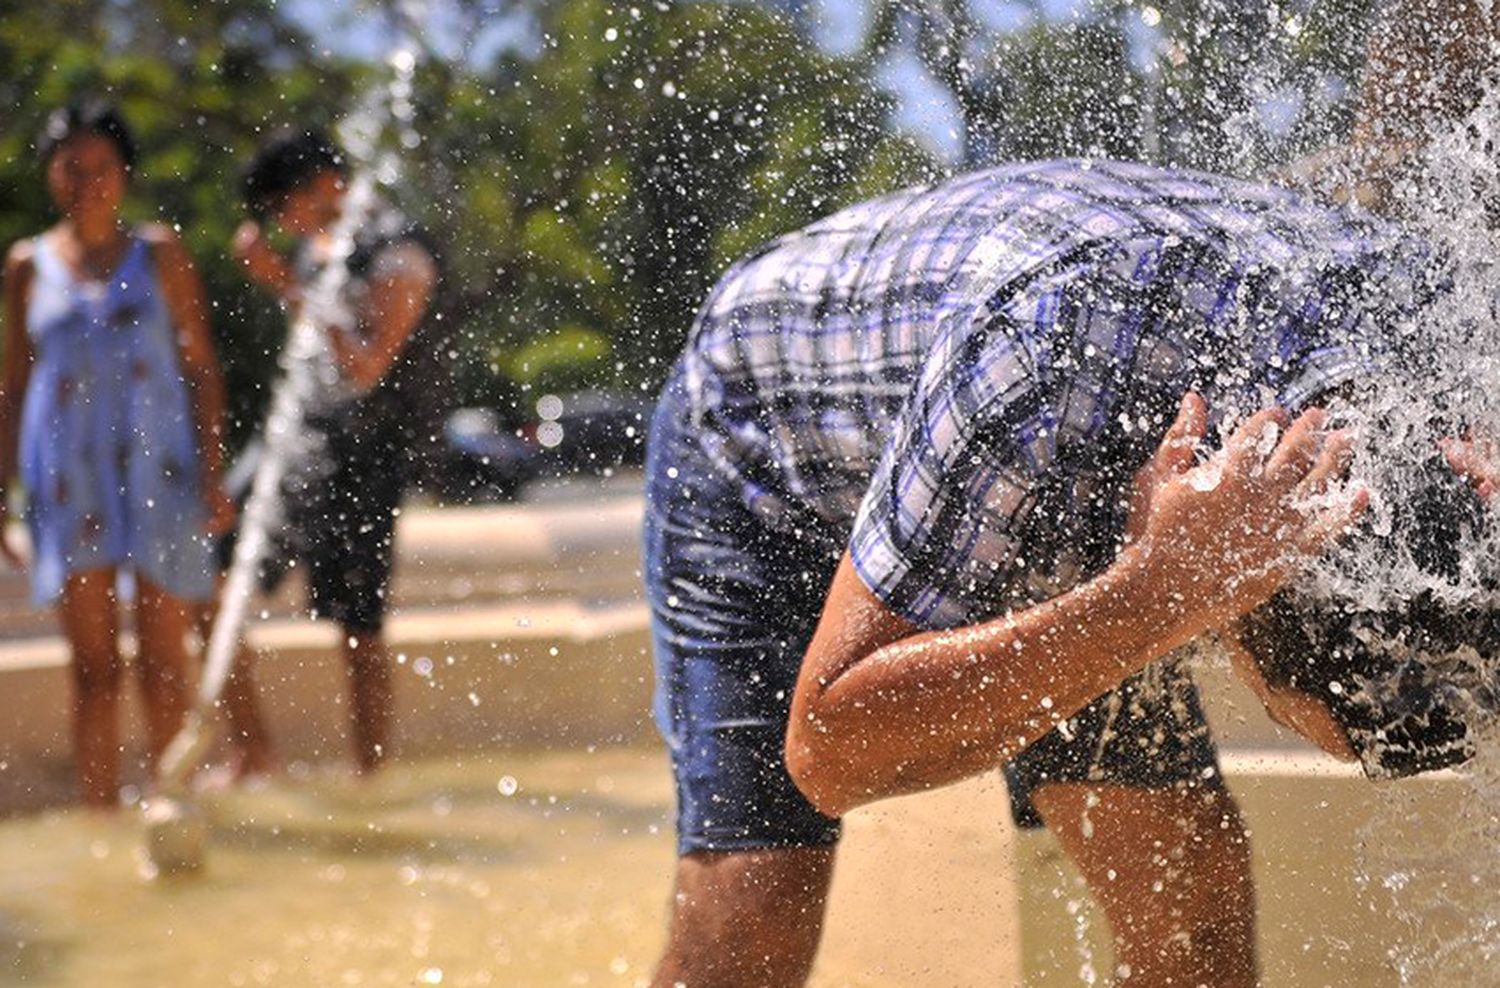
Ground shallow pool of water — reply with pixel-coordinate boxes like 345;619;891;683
0;748;683;987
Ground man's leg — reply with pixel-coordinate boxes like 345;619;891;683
342;627;392;773
1031;782;1257;987
198;598;278;778
215;638;279;777
308;429;401;775
1006;660;1254;985
653;847;836;988
643;371;845;986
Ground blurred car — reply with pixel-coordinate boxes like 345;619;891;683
434;407;537;503
432;390;652;503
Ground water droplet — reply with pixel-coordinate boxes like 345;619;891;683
1189;463;1223;492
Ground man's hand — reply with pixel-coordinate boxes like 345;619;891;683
1130;393;1368;638
1441;433;1500;500
1125;392;1208;544
232;220;295;299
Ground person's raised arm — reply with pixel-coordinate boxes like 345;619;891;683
0;243;34;568
786;395;1366;818
232;219;299;305
1281;0;1498;211
1354;0;1498;150
146;226;234;535
329;241;435;393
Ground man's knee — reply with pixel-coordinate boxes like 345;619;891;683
655;848;834;988
1179;788;1254;907
1153;789;1256;982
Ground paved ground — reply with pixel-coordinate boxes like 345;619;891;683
0;474;1486;985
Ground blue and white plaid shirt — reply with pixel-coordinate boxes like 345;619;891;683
675;159;1435;628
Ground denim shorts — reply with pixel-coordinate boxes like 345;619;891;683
645;375;1223;854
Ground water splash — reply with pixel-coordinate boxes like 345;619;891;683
146;4;429;870
1323;81;1500;984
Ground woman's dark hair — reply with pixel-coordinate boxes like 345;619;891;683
38;101;138;170
242;128;346;219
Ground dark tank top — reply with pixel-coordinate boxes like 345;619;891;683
296;203;452;483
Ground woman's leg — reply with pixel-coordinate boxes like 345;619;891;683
134;575;192;766
58;568;123;808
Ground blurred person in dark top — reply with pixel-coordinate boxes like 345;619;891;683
210;128;444;777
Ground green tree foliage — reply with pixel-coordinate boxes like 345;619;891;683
2;0;931;419
0;0;359;438
1117;0;1380;171
404;0;934;400
860;0;1379;172
3;0;1388;423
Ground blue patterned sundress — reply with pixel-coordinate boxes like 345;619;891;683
19;231;215;605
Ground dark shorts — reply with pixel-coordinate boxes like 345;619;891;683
219;422;404;634
644;376;1223;854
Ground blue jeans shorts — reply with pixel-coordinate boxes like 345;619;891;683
644;376;1224;854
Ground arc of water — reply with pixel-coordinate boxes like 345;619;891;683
155;15;423;792
156;174;378;793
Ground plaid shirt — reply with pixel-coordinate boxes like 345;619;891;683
676;159;1434;628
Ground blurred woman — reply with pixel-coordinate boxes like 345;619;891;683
0;102;233;807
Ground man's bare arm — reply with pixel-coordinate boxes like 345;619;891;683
331;243;435;392
1354;0;1498;148
786;397;1365;818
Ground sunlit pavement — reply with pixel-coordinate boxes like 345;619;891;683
0;475;1480;985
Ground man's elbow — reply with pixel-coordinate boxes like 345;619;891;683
784;722;857;819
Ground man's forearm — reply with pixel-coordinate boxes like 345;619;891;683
792;546;1198;816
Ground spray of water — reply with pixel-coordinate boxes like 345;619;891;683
1319;82;1500;981
143;6;427;877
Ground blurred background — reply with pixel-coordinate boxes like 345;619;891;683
1;0;1379;482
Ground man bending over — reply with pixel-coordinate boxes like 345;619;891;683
644;158;1445;986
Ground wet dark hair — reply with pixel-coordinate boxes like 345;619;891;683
241;128;346;219
1240;456;1499;779
38;101;138;170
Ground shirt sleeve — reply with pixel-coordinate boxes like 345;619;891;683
848;300;1061;630
367;240;438;288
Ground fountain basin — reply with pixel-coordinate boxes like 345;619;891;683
0;495;1481;985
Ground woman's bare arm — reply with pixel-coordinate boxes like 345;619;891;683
0;243;35;566
145;226;233;533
